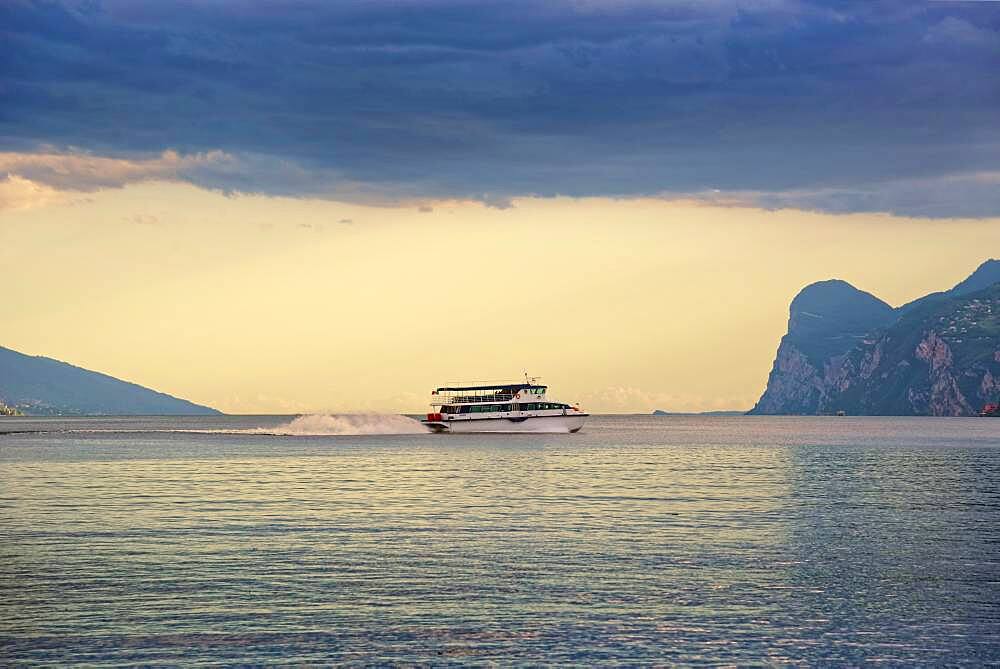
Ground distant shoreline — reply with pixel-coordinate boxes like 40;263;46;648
652;410;747;416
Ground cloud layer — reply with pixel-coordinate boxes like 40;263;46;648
0;149;228;191
2;0;998;216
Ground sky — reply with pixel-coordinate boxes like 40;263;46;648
2;0;999;413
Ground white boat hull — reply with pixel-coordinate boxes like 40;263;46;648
423;414;587;434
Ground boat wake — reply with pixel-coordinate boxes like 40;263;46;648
1;414;430;437
251;413;430;436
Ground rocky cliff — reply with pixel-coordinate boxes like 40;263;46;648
751;260;1000;416
750;280;895;414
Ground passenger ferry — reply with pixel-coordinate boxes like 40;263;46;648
422;378;588;433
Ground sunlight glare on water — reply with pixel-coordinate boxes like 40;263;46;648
1;415;998;665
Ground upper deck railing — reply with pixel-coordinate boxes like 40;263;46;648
438;392;516;404
430;379;546;405
437;377;543;390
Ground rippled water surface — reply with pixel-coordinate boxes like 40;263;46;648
2;415;999;665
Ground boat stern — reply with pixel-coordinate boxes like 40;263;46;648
422;421;449;433
422;412;450;433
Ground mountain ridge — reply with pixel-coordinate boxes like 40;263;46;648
898;259;1000;313
0;345;221;416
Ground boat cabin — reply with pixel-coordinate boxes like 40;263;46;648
427;382;576;421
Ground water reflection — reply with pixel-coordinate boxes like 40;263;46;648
1;416;998;664
781;445;1000;663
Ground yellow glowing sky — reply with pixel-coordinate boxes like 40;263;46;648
3;181;998;413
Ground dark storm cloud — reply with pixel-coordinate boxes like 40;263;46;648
1;0;998;216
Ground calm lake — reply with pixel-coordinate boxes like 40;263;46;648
2;415;998;665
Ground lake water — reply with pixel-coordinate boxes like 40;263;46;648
2;415;998;665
